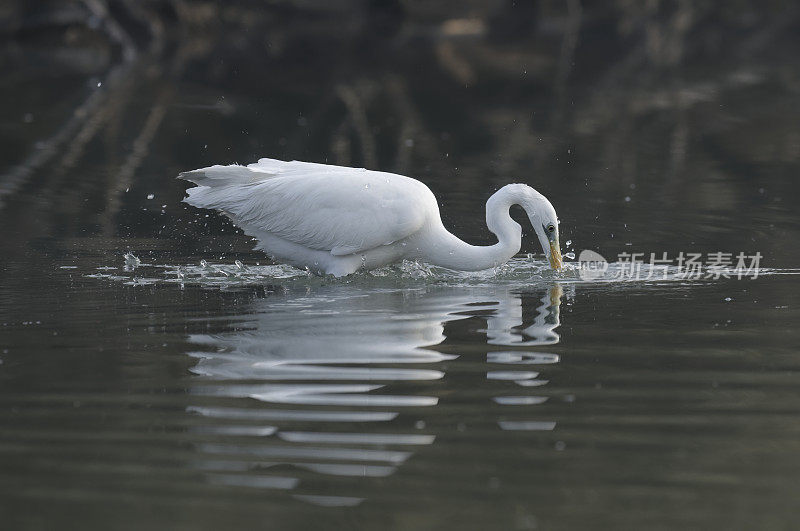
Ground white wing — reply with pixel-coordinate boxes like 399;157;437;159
180;159;435;256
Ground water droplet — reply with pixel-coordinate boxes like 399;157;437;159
364;183;370;189
724;297;732;302
566;240;572;246
146;194;154;200
565;252;575;259
200;259;208;268
624;196;631;202
123;252;140;269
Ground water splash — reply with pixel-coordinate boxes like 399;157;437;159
85;254;793;290
123;252;141;268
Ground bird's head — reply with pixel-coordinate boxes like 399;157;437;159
488;183;563;270
518;186;562;270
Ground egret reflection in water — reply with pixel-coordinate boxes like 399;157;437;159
185;284;565;505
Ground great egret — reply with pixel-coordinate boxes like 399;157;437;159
179;158;562;276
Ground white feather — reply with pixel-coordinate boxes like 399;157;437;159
181;159;434;259
179;158;562;276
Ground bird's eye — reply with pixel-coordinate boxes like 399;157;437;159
547;224;555;233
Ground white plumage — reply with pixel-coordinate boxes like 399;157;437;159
179;158;562;276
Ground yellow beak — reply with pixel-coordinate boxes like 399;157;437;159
549;240;563;270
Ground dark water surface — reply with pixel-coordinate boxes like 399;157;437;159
2;258;800;531
2;2;800;530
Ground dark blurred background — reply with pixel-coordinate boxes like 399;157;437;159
1;0;798;264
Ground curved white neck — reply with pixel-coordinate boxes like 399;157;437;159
422;186;534;271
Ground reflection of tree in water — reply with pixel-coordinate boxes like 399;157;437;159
1;0;797;257
184;284;564;505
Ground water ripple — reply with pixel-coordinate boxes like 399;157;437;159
178;284;567;504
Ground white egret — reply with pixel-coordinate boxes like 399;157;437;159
179;158;562;276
